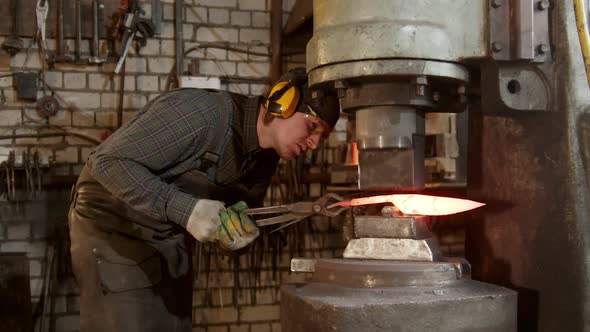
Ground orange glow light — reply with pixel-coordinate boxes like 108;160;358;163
331;194;485;216
345;142;359;166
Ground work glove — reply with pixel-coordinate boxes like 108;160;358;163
186;199;225;242
216;201;260;251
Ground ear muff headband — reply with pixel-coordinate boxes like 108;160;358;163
265;76;308;119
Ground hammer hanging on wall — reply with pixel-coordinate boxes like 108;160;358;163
1;0;23;56
51;0;73;64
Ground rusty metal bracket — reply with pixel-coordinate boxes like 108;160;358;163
489;0;551;62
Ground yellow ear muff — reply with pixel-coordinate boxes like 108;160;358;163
265;81;301;119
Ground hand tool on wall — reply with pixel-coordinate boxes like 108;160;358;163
36;0;49;62
23;151;30;197
2;159;9;200
74;0;82;62
114;0;155;74
25;151;37;199
24;0;49;67
88;0;106;64
152;0;162;35
8;151;15;200
165;0;183;89
57;0;65;60
2;0;23;56
36;0;49;44
33;150;42;195
174;0;183;83
51;0;73;64
243;193;349;231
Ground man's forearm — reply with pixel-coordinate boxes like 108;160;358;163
87;154;197;227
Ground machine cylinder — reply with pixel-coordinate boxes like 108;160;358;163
356;106;424;150
307;0;487;78
355;106;425;190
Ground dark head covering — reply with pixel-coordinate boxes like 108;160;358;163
274;67;341;128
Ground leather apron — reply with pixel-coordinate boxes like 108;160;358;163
68;91;275;332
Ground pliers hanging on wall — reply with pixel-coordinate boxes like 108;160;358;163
25;0;49;66
243;193;349;231
36;0;49;44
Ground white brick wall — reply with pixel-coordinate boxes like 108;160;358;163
64;73;87;89
55;147;80;164
197;27;239;43
13;128;38;145
59;92;101;109
248;46;269;61
72;111;95;127
250;83;269;96
123;94;148;109
228;49;248;61
45;71;64;88
159;22;176;39
195;0;238;7
95;112;117;128
11;52;43;69
227;83;249;94
231;11;251;26
139;39;161;56
160;39;177;56
187;6;208;23
237;62;270;77
48;110;72;126
210;8;231;25
199;60;237;76
88;73;112;91
0;109;22;126
162;3;174;20
122;57;148;73
112;75;137;92
252;12;271;28
101;92;118;109
137;75;160;92
239;0;267;11
147;57;175;74
206;48;228;60
239;28;270;43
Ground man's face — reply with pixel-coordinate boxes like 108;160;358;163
272;112;331;160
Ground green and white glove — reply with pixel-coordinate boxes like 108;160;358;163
216;201;260;251
186;199;225;242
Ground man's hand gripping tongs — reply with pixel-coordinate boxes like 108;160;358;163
242;193;349;232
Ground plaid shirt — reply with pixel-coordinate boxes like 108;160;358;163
86;89;274;228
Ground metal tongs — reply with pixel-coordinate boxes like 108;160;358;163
243;193;349;231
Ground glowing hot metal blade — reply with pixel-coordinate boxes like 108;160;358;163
329;194;485;216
